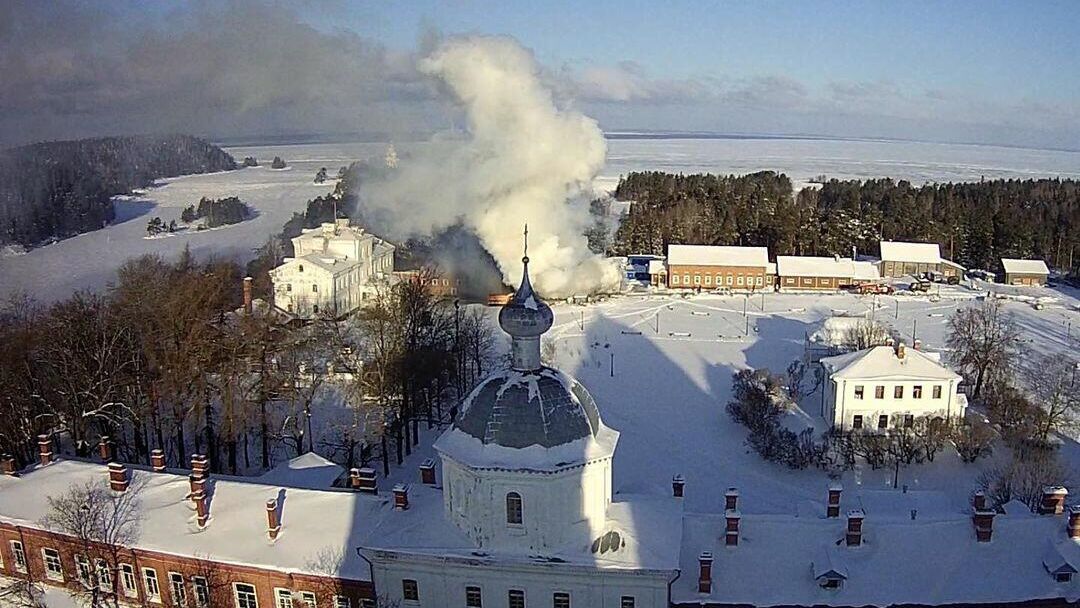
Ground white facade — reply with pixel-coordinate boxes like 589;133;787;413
820;344;965;431
269;219;394;318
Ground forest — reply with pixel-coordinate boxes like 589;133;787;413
181;196;252;228
611;171;1080;275
0;135;236;247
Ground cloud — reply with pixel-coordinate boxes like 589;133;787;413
569;60;719;104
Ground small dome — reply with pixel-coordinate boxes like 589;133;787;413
498;256;553;338
453;367;601;449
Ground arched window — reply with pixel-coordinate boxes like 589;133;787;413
506;492;523;525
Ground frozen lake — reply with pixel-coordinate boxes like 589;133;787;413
3;136;1080;303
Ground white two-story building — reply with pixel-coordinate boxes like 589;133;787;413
270;219;395;319
820;343;966;431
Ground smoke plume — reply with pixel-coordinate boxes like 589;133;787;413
358;36;621;298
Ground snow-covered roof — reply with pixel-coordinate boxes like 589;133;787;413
812;545;849;580
676;511;1080;606
274;253;361;276
1002;258;1050;275
258;452;344;490
821;345;961;381
777;256;856;278
1042;540;1080;575
667;245;769;268
647;259;666;274
852;261;881;281
880;241;942;264
807;316;872;347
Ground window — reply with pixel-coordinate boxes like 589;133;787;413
704;275;711;285
143;568;161;602
333;597;351;608
42;548;63;581
802;278;812;285
757;276;763;286
286;284;292;292
894;386;904;399
508;590;525;608
96;559;112;591
878;415;889;430
874;386;885;399
933;385;942;399
853;385;864;400
726;275;733;286
693;275;701;286
1055;572;1073;583
170;572;187;606
785;277;795;284
671;274;679;285
506;492;523;525
275;589;294;608
465;586;482;607
852;415;863;430
402;579;418;602
621;597;636;608
121;564;138;597
913;385;923;399
360;600;375;608
312;284;318;292
298;265;304;272
11;541;26;573
553;592;571;608
903;414;914;429
299;592;316;608
683;274;690;285
313;305;320;314
75;554;91;585
193;577;210;607
235;583;259;608
821;578;843;589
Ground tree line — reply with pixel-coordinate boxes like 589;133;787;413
0;135;237;247
611;171;1080;276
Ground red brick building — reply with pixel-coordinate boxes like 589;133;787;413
666;245;771;291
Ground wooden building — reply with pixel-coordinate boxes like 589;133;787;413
666;245;770;291
1001;258;1050;286
776;256;879;291
879;241;963;278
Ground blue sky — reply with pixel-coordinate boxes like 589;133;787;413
4;1;1078;149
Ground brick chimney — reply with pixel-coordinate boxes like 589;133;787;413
698;551;713;593
97;436;113;462
846;509;865;547
37;435;53;466
1068;505;1080;540
0;454;15;476
1039;486;1068;515
266;497;281;540
724;487;739;511
108;462;129;492
243;276;253;315
189;474;206;500
827;482;843;518
972;490;987;512
190;454;210;480
896;342;906;360
973;509;995;542
672;474;685;498
355;467;377;494
193;490;209;528
392;483;409;511
419;458;436;486
150;449;166;472
725;509;741;546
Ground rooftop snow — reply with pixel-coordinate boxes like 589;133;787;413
667;245;769;268
821;345;961;381
1002;258;1050;275
777;256;857;278
258;452;344;490
879;241;942;264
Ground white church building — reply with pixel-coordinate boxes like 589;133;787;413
819;342;966;431
270;218;395;319
359;247;683;608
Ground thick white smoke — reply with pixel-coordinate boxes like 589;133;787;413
359;36;621;297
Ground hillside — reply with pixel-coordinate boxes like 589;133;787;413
0;135;237;247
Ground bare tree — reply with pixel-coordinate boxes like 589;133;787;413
910;416;949;462
786;359;807;402
977;449;1070;511
1021;353;1080;443
841;317;891;351
951;419;996;463
40;479;144;608
947;298;1022;399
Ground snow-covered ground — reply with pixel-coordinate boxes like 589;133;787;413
4;137;1080;303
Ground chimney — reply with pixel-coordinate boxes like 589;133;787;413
98;436;113;462
973;509;995;542
725;509;741;546
419;458;436;486
896;342;906;360
913;338;923;351
193;490;209;528
150;449;166;472
846;509;864;547
827;482;843;518
392;483;409;511
698;551;713;593
1068;505;1080;540
672;474;685;498
724;487;739;511
108;462;129;492
972;490;987;512
37;435;53;466
0;454;15;476
190;454;209;480
189;474;206;500
1039;486;1068;515
243;276;254;315
355;467;377;494
266;498;281;540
